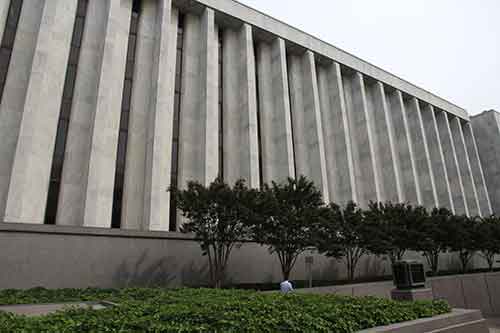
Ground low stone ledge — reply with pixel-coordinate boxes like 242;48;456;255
0;222;195;241
357;309;488;333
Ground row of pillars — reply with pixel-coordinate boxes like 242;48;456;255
0;0;492;234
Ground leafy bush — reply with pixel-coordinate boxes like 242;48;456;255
0;288;450;332
172;178;258;288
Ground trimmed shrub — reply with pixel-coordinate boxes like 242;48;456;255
0;288;450;332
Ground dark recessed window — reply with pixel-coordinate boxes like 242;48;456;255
111;2;141;229
71;16;85;47
44;0;88;224
169;13;185;232
254;41;263;187
0;0;23;103
286;55;298;179
218;29;224;181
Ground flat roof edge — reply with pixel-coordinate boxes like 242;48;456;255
180;0;469;120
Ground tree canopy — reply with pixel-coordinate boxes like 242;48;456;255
249;176;327;280
173;178;258;288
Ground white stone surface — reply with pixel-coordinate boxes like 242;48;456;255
421;104;454;211
0;0;10;43
374;82;403;203
0;0;45;221
405;97;438;209
463;122;492;215
436;110;468;215
256;38;295;184
177;9;218;229
83;0;132;228
121;0;178;232
0;0;494;228
120;2;156;230
450;116;481;216
176;0;468;120
364;80;398;203
222;23;259;187
472;111;500;215
288;51;329;202
386;90;421;205
57;0;109;226
3;0;77;223
142;1;178;231
343;72;382;207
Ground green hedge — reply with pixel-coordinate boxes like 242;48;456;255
0;288;450;332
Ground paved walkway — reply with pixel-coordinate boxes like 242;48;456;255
488;317;500;333
0;302;111;316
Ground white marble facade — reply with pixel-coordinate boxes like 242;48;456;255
0;0;494;231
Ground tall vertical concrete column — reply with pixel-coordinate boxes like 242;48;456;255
421;104;454;211
463;122;492;215
222;23;259;187
319;62;357;204
365;81;403;203
450;116;481;216
0;1;44;221
386;90;421;204
200;9;219;186
0;0;10;43
120;1;157;230
82;0;132;227
256;38;294;184
121;0;177;231
57;0;113;226
177;14;203;188
471;111;500;215
142;1;178;231
435;110;468;215
342;71;382;206
288;51;329;202
405;98;438;209
177;9;218;229
2;0;77;223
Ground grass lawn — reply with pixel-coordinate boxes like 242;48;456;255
0;288;450;332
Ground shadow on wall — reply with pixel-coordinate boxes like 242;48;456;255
112;250;210;288
313;259;341;281
180;261;210;287
362;256;388;279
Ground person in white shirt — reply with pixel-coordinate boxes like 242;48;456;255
280;280;293;294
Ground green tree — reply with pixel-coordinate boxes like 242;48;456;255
477;215;500;271
364;202;425;264
415;207;452;275
250;176;326;280
172;178;258;288
444;215;480;273
317;201;369;282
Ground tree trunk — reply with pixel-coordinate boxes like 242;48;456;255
424;251;439;275
487;254;494;272
282;266;291;280
349;264;355;282
459;251;472;273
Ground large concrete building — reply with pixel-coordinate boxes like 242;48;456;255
0;0;498;288
472;110;500;215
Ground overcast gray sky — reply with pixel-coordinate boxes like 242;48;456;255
239;0;499;115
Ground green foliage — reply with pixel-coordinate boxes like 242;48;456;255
477;215;500;271
172;178;258;288
441;214;480;273
415;208;453;275
250;176;327;280
364;202;426;264
0;288;450;332
317;202;369;281
171;174;500;284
